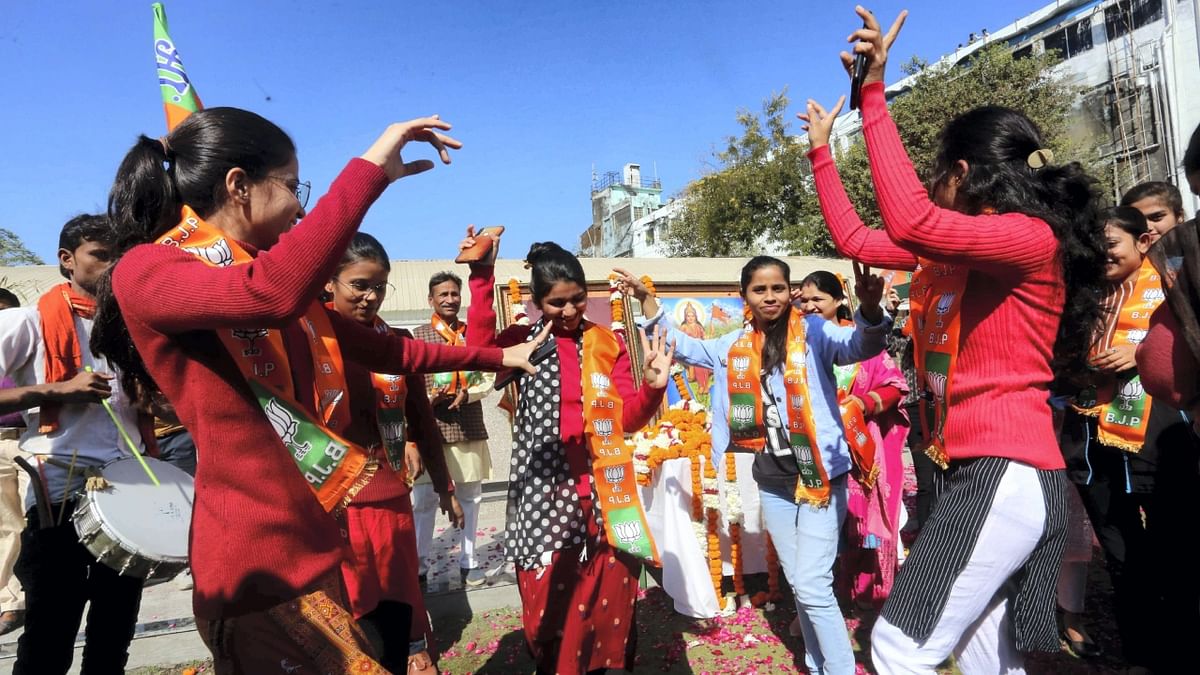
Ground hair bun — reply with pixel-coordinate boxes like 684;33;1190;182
525;241;566;266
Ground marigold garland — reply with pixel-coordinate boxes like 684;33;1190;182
507;278;530;326
671;365;691;402
608;274;625;330
641;275;656;296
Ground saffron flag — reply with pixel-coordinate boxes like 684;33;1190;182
153;3;202;131
710;302;730;323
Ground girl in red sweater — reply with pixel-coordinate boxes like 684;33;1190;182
802;9;1106;673
462;234;673;675
326;232;462;675
91;108;544;673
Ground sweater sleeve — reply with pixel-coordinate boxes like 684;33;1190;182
114;159;389;333
404;372;453;495
330;311;504;376
808;145;917;270
1137;304;1198;407
467;265;528;348
610;335;665;431
859;82;1057;276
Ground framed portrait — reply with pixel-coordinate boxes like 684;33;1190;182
643;283;747;408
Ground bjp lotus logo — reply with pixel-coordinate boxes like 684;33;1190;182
1117;378;1143;410
379;420;405;443
604;465;625;484
613;521;643;544
731;356;751;375
231;328;269;356
855;431;869;446
789;394;805;409
935;293;956;327
591;373;611;391
1126;329;1148;344
926;371;948;401
730;404;755;424
593;419;614;440
264;398;311;461
183;238;234;267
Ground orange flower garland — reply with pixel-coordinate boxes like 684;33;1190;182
750;533;784;608
641;275;656;296
671;365;691;402
507;277;529;325
608;274;625;326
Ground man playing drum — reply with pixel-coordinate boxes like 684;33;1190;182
0;214;150;674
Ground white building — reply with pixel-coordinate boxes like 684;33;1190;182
814;0;1200;212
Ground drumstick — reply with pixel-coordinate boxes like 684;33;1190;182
84;367;160;486
57;449;79;526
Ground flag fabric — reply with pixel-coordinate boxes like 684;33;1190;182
881;269;913;300
153;3;202;131
710;302;730;323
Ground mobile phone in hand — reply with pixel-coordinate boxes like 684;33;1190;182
849;19;869;110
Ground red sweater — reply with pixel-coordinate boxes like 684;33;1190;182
809;81;1066;470
1138;304;1197;407
466;266;663;499
113;159;504;618
344;327;454;504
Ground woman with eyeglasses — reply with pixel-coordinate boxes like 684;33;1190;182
322;232;460;675
91;107;546;672
801;9;1107;673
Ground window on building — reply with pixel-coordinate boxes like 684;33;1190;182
1012;44;1033;60
1043;17;1093;59
645;228;655;246
1105;0;1163;40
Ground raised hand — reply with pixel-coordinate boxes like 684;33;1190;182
853;261;886;324
640;325;676;390
840;6;908;86
612;267;660;318
797;96;846;151
501;323;554;375
359;115;463;183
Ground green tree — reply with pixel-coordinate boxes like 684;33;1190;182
664;90;813;257
0;228;43;266
673;44;1099;258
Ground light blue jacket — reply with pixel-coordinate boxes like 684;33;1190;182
643;307;892;478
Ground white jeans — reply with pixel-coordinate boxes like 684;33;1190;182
412;480;483;573
871;461;1046;674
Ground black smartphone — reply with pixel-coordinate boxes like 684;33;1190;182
849;19;869;110
494;336;558;390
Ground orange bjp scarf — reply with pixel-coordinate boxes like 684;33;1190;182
726;308;829;506
1073;258;1165;452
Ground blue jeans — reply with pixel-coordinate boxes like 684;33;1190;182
759;475;851;675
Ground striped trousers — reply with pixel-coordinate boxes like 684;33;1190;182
871;458;1067;674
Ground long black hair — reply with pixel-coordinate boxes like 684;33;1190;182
740;255;792;374
92;107;297;397
526;242;586;305
931;106;1105;392
799;270;853;322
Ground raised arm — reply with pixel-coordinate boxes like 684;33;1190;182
610;336;665;431
116;159;390;332
465;264;529;349
808;146;917;270
859;84;1056;275
810;311;892;367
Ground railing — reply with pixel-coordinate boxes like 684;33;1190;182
591;171;662;193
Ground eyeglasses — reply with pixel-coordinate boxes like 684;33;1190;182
334;278;394;299
266;176;311;209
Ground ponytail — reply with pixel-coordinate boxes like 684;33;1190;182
92;107;296;398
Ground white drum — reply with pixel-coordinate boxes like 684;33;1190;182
73;456;194;580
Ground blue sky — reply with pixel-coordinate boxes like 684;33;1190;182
0;0;1049;264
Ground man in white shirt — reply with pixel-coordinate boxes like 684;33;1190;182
0;214;147;675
